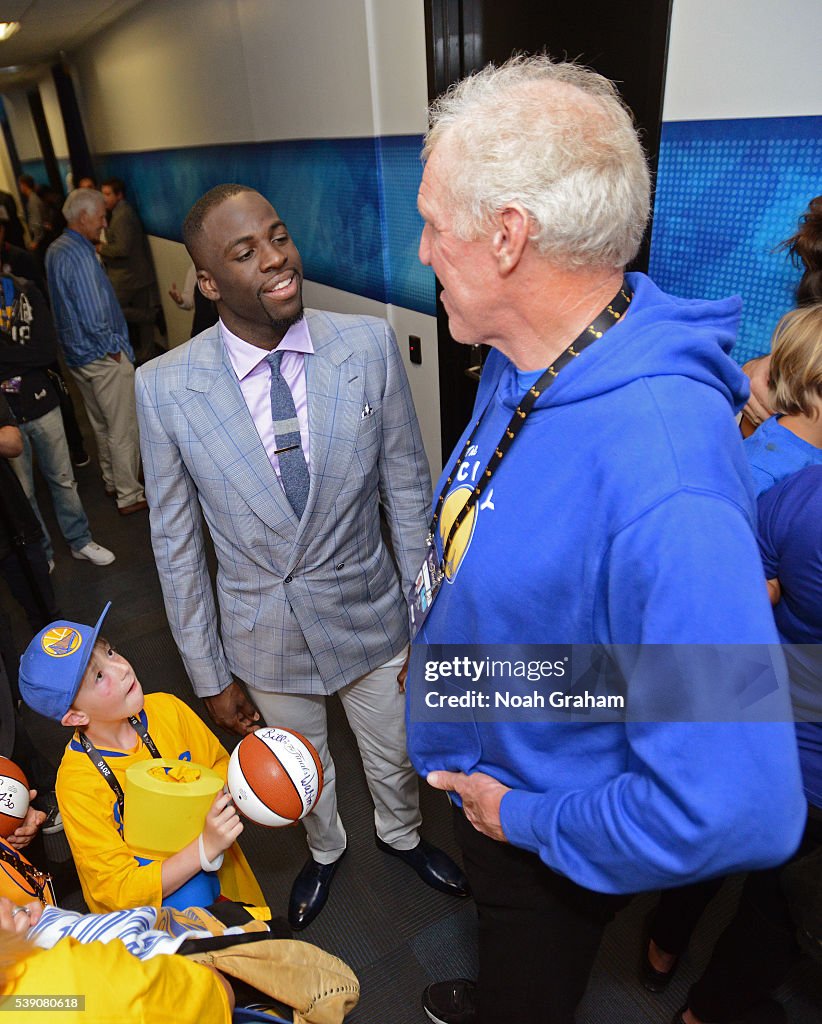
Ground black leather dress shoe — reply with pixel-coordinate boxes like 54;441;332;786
640;933;679;993
288;849;346;930
376;836;470;897
423;979;477;1024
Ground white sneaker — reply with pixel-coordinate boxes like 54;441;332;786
40;794;64;835
71;541;116;566
43;808;64;834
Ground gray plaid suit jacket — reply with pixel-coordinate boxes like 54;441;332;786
135;309;431;698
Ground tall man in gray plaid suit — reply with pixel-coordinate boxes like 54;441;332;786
135;185;467;929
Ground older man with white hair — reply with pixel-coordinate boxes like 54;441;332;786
46;189;146;514
407;56;805;1024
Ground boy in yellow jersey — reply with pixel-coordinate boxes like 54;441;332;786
17;602;264;914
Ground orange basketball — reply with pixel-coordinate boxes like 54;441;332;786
0;757;29;838
227;727;323;827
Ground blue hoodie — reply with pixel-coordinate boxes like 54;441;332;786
407;273;805;894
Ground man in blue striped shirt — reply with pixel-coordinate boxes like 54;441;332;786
46;189;147;515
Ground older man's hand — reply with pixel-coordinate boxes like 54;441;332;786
427;770;511;842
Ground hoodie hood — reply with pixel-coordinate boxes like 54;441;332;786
491;273;747;415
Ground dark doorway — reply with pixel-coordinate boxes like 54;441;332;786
424;0;673;464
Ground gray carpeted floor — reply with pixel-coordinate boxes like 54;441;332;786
4;408;821;1023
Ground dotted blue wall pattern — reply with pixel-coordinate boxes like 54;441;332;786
376;136;435;315
649;115;822;365
94;136;437;317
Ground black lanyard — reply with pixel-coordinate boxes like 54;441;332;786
78;715;162;825
0;841;55;906
431;278;633;572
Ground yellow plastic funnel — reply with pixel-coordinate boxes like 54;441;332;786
124;758;224;860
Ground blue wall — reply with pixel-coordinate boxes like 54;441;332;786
649;115;822;364
93;115;822;346
20;157;71;190
94;135;437;317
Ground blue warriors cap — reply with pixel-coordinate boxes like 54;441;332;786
19;602;112;721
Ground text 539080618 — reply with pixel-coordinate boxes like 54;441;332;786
0;995;85;1011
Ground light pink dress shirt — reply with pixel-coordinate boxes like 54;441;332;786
220;317;314;479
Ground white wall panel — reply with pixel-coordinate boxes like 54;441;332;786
73;0;254;152
364;0;429;136
72;0;430;152
2;90;39;161
0;143;16;196
38;75;69;159
385;302;441;481
148;236;199;348
664;0;822;121
235;0;376;141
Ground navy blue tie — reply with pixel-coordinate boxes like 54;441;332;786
265;350;309;518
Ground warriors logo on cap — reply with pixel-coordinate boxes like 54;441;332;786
41;627;82;658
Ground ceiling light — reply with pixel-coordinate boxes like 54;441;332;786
0;24;20;42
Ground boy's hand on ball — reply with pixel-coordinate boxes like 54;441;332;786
5;790;46;850
427;770;510;843
202;791;243;860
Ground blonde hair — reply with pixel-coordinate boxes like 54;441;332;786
768;304;822;417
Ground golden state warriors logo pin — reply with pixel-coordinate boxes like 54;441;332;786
41;627;82;658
